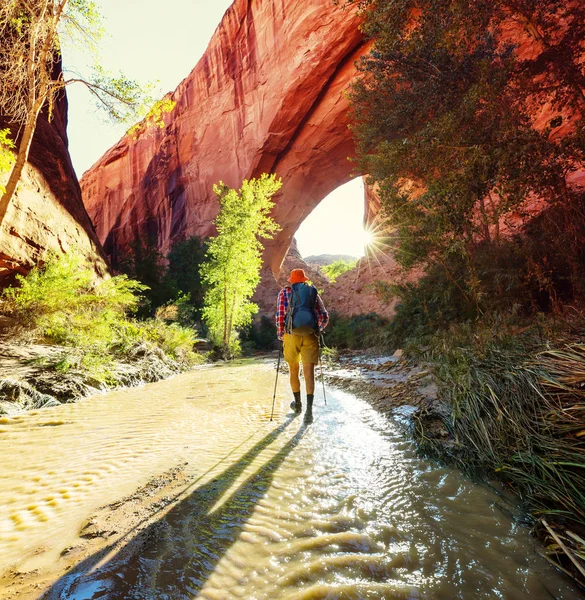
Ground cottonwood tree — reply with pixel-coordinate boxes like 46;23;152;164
0;0;167;226
202;175;282;357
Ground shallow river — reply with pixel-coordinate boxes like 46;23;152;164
0;362;581;599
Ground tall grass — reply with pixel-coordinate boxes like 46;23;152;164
412;316;585;585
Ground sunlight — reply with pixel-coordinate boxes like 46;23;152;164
361;226;376;251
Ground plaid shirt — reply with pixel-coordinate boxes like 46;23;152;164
275;285;329;340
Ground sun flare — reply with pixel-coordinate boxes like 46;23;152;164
361;227;376;251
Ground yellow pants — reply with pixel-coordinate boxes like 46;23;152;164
283;332;320;365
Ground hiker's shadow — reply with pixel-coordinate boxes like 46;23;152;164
44;415;309;599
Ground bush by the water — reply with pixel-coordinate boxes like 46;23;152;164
240;315;278;352
0;253;202;382
411;314;585;539
325;312;391;350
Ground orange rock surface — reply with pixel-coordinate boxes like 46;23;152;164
0;88;106;287
81;0;367;275
80;0;584;322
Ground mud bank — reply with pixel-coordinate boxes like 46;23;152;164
0;341;191;415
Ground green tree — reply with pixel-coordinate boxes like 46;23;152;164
348;0;585;308
202;175;282;356
322;258;358;283
0;130;15;194
0;0;173;226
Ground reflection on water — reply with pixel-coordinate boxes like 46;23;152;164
0;362;581;599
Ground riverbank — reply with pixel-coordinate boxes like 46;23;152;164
320;348;585;592
0;340;201;415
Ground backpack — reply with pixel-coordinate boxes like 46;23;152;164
285;283;318;335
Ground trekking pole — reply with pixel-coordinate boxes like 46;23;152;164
319;332;327;406
270;342;282;422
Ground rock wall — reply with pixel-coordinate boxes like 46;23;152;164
81;0;585;323
0;83;107;287
81;0;368;276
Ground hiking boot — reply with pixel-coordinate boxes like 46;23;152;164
303;393;314;423
290;391;302;414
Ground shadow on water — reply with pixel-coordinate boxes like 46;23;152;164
44;414;311;599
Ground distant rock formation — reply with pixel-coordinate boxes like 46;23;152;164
80;0;368;277
253;238;399;321
253;238;326;317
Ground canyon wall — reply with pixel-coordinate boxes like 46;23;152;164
0;84;106;287
81;0;585;323
81;0;368;277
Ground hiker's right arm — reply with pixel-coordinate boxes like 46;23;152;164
275;289;287;340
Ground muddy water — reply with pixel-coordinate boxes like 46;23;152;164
0;362;581;599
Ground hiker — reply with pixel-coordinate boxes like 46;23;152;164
276;268;329;416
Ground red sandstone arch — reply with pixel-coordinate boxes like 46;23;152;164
81;0;369;276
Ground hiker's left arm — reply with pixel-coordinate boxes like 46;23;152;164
315;295;329;331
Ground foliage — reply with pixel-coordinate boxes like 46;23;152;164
412;315;585;530
117;235;208;323
0;252;200;381
321;258;358;283
202;174;282;357
0;129;15;194
0;0;156;124
379;195;585;350
325;312;391;350
348;0;585;304
166;236;208;319
128;97;177;138
117;237;173;318
240;316;278;352
131;318;199;364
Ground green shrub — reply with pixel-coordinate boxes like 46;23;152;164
1;252;202;381
133;319;200;363
325;312;391;350
322;258;358;283
2;252;144;347
240;315;278;352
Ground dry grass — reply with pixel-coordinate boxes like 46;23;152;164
413;325;585;589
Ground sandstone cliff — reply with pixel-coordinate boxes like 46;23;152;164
81;0;585;324
0;82;106;287
81;0;367;276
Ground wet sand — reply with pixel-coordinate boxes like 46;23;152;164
0;361;581;599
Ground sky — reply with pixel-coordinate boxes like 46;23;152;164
295;179;366;258
63;0;234;177
62;0;366;258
